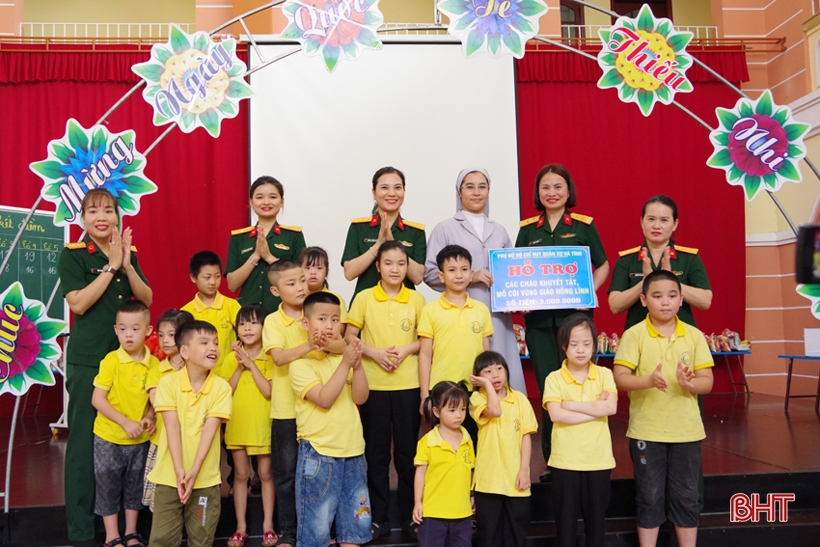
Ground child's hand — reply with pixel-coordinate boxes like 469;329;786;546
392;345;411;369
471;495;476;514
344;338;363;369
180;468;199;504
515;468;531;491
372;346;398;371
175;467;186;502
651;363;668;392
412;501;423;524
230;340;242;353
310;328;329;351
140;416;155;436
122;419;144;439
600;391;610;400
676;360;696;391
236;346;255;370
469;375;493;391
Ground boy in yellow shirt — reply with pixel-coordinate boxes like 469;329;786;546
419;244;493;444
148;320;233;547
91;300;159;547
289;292;370;547
613;270;714;547
181;250;242;378
262;260;346;547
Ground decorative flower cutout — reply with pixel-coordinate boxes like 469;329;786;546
0;283;66;397
707;89;810;201
132;25;253;137
437;0;547;59
797;284;820;319
281;0;384;72
597;4;693;116
30;119;157;227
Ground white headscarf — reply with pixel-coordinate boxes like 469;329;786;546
455;168;491;215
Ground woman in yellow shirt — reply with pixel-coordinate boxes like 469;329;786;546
224;304;276;547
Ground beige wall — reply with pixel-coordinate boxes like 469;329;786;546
24;0;194;23
382;0;436;23
671;0;712;27
0;0;25;36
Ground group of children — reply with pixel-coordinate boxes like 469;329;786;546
90;238;713;547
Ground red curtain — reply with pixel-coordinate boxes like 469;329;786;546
514;49;748;342
0;48;249;414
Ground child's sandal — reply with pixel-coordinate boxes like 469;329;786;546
227;531;247;547
122;533;147;547
262;530;279;547
104;539;125;547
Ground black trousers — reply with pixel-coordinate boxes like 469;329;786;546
550;467;611;547
474;492;530;547
271;418;299;541
360;388;421;529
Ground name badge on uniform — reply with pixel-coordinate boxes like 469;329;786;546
528;239;542;246
364;238;378;243
240;247;254;254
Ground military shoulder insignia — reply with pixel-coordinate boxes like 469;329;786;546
674;245;698;255
65;242;87;250
519;215;541;228
570;212;593;225
402;220;425;231
231;226;254;236
618;246;642;257
351;216;373;224
279;225;302;233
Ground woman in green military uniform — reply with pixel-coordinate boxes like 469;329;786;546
226;176;306;312
607;194;712;330
342;166;426;302
58;188;152;547
514;164;609;479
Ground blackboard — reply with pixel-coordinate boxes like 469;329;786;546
0;206;69;321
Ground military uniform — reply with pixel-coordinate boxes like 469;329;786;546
608;243;710;331
514;211;607;464
57;236;148;544
341;214;426;303
225;222;306;312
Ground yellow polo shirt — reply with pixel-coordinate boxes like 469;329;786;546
322;288;348;324
262;304;308;420
543;362;617;471
289;351;365;458
145;357;184;446
93;346;159;445
181;291;242;378
148;369;232;489
470;387;538;496
614;317;714;443
418;295;494;390
222;351;274;448
347;282;425;391
414;426;474;519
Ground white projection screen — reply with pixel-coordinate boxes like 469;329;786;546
249;37;520;304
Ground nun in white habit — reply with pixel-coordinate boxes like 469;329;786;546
423;168;527;395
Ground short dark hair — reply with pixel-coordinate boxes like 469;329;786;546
157;309;194;331
249;175;284;200
303;291;341;317
557;313;598;355
641;194;678;221
372;166;405;190
116;299;150;321
473;351;509;378
436;244;472;270
534;164;577;212
642;269;682;295
175;320;217;350
267;260;301;286
189;250;222;277
422;381;470;426
376;240;408;262
236;303;269;330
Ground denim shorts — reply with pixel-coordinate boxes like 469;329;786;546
630;439;701;529
295;440;372;547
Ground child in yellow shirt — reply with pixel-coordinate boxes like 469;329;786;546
470;351;537;547
91;300;159;547
181;250;241;378
143;309;194;512
413;381;474;547
224;304;276;547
